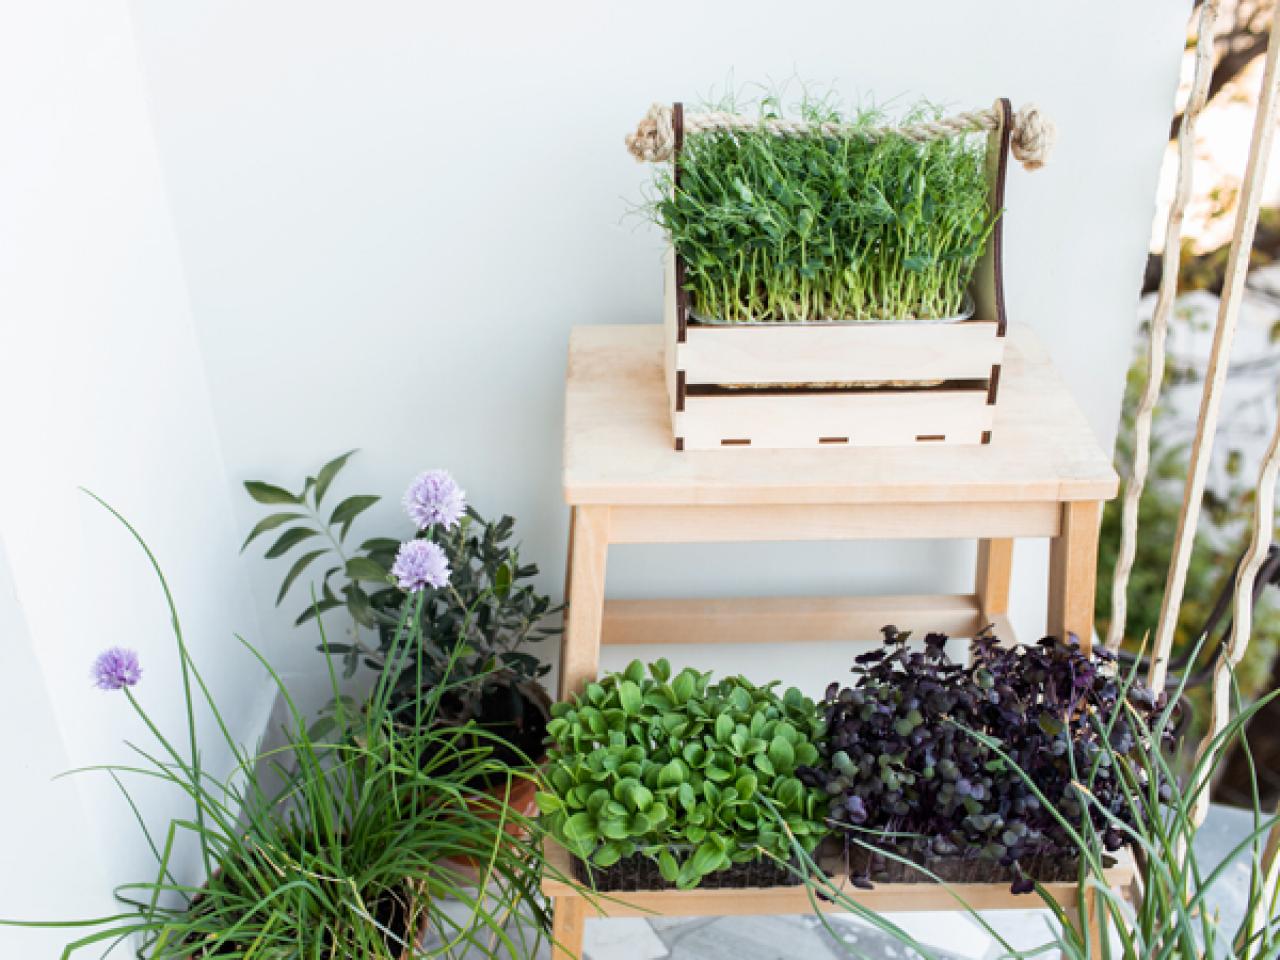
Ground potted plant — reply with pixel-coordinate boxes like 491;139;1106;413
0;496;554;958
625;88;1055;449
798;627;1169;893
536;658;827;890
243;451;560;820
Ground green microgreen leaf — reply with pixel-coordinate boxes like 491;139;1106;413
541;656;826;888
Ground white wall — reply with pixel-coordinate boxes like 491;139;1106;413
0;0;267;948
1;1;1187;927
0;540;117;954
123;0;1187;696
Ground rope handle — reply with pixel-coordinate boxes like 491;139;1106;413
625;101;1056;171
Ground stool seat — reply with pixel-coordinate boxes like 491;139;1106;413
564;324;1117;507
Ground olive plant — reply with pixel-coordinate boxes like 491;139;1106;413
537;659;827;889
243;451;558;729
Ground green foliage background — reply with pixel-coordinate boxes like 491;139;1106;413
1095;360;1280;740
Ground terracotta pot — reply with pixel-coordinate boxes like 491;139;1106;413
417;680;551;883
480;762;543;823
442;757;546;878
464;680;551;832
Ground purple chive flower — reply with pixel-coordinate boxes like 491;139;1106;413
92;647;142;691
391;539;450;592
402;469;465;531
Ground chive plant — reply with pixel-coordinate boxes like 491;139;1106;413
648;93;995;323
1;495;558;959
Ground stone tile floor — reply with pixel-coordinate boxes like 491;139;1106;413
426;804;1260;959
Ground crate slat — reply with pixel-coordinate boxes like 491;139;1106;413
600;593;988;646
679;320;1002;385
675;388;993;450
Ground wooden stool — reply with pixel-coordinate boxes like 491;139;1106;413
547;323;1123;959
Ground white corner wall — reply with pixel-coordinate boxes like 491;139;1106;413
2;1;1188;929
0;1;267;948
0;540;116;954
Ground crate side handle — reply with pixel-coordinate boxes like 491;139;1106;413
625;101;1055;170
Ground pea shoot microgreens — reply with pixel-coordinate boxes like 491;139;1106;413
646;90;995;324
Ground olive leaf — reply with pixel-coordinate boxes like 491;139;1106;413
313;449;356;506
244;481;302;505
264;526;319;559
331;495;380;541
277;549;327;605
344;557;389;583
242;512;305;552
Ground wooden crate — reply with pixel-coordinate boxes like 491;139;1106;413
664;99;1014;451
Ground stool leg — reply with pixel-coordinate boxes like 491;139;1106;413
1085;890;1105;957
1059;887;1102;959
563;504;578;602
1048;501;1102;653
551;895;585;960
975;538;1013;623
559;506;610;700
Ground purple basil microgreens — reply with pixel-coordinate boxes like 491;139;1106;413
1010;873;1036;896
799;625;1172;894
